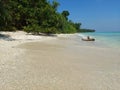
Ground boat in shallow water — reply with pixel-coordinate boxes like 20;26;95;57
82;38;95;41
82;36;95;41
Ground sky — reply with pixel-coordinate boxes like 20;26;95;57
55;0;120;32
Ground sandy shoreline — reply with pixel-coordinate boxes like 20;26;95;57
0;31;120;90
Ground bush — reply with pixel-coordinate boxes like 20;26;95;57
24;24;42;35
0;26;16;31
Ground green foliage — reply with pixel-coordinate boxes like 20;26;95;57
0;0;13;31
74;23;82;30
63;24;76;33
62;10;70;21
51;0;60;11
60;20;77;33
0;0;95;33
24;24;42;34
78;29;95;32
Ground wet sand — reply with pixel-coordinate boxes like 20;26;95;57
1;35;120;90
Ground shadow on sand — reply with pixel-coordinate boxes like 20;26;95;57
0;34;15;41
26;33;57;37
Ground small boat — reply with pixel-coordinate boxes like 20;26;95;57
82;38;95;41
82;36;95;41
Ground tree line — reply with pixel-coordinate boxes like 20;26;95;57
0;0;95;34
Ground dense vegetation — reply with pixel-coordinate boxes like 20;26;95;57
78;29;95;32
0;0;95;34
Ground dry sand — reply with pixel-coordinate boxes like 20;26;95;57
0;31;120;90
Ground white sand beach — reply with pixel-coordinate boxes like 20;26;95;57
0;31;120;90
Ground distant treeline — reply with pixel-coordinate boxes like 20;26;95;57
77;29;95;32
0;0;95;34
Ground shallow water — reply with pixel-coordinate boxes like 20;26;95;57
78;32;120;49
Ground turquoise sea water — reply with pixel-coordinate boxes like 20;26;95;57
78;32;120;49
